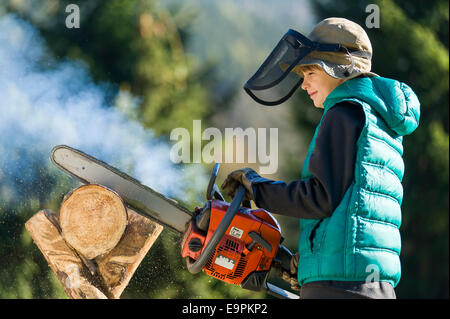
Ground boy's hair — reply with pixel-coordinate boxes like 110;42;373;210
293;64;323;77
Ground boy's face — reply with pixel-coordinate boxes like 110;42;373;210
300;68;345;108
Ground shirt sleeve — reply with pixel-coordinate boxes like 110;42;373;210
252;101;365;219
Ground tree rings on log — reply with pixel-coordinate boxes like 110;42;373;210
60;184;128;259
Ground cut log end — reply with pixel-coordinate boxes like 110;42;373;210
60;184;128;259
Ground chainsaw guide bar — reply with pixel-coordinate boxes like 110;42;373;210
50;145;192;234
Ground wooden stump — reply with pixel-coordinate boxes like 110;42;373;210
95;210;163;297
25;184;164;299
25;209;108;299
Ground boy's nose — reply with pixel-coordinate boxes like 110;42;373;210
301;79;308;91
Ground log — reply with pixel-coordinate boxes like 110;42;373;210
25;209;108;299
95;209;163;298
59;184;128;260
25;185;164;299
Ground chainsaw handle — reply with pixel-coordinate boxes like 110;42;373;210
186;185;246;274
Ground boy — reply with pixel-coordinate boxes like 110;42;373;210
221;18;420;299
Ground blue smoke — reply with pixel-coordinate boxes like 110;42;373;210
0;14;207;209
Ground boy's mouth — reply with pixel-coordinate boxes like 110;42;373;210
309;91;317;98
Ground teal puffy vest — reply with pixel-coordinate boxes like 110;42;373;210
298;76;420;288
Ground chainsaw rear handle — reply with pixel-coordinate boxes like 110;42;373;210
186;185;246;274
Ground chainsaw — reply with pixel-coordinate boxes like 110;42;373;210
50;145;299;299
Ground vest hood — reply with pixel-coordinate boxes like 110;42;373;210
323;76;421;136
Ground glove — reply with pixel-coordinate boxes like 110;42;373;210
277;252;300;291
221;168;270;201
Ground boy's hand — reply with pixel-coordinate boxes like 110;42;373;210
221;168;256;201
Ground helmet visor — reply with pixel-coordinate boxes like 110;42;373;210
244;29;342;106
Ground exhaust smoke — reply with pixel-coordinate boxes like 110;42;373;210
0;14;207;210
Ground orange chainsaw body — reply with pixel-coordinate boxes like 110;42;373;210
181;200;282;287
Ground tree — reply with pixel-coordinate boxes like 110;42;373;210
4;0;211;137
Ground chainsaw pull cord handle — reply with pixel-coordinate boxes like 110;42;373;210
186;185;246;274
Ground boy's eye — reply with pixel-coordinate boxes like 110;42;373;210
308;72;314;75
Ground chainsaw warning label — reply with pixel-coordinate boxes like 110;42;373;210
229;226;244;239
214;255;235;270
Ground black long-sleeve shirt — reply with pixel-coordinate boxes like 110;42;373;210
252;101;365;219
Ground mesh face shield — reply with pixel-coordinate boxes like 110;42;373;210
243;29;345;106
